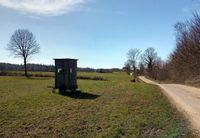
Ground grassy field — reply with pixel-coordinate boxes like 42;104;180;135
0;72;195;137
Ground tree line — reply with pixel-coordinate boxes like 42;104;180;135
124;47;161;81
167;13;200;82
0;63;54;72
125;13;200;83
0;62;121;73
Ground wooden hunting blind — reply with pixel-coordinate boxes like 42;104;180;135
54;58;78;92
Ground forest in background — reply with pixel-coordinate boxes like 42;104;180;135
0;62;121;73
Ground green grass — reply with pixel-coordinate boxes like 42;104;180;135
0;72;195;137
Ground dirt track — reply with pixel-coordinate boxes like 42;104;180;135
139;76;200;133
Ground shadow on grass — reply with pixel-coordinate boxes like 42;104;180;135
60;90;100;100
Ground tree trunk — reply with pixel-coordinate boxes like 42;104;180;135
24;57;28;77
133;68;136;78
132;67;136;82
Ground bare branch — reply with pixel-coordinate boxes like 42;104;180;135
6;29;40;77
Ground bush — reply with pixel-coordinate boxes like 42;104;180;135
77;76;107;81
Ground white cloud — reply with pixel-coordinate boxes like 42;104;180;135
0;0;86;16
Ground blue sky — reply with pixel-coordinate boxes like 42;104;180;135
0;0;199;68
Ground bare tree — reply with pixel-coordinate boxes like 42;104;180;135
138;62;145;75
126;48;141;81
153;57;165;80
167;13;200;82
123;62;131;75
142;47;158;79
7;29;40;77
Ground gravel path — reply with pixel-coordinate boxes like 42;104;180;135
139;76;200;133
